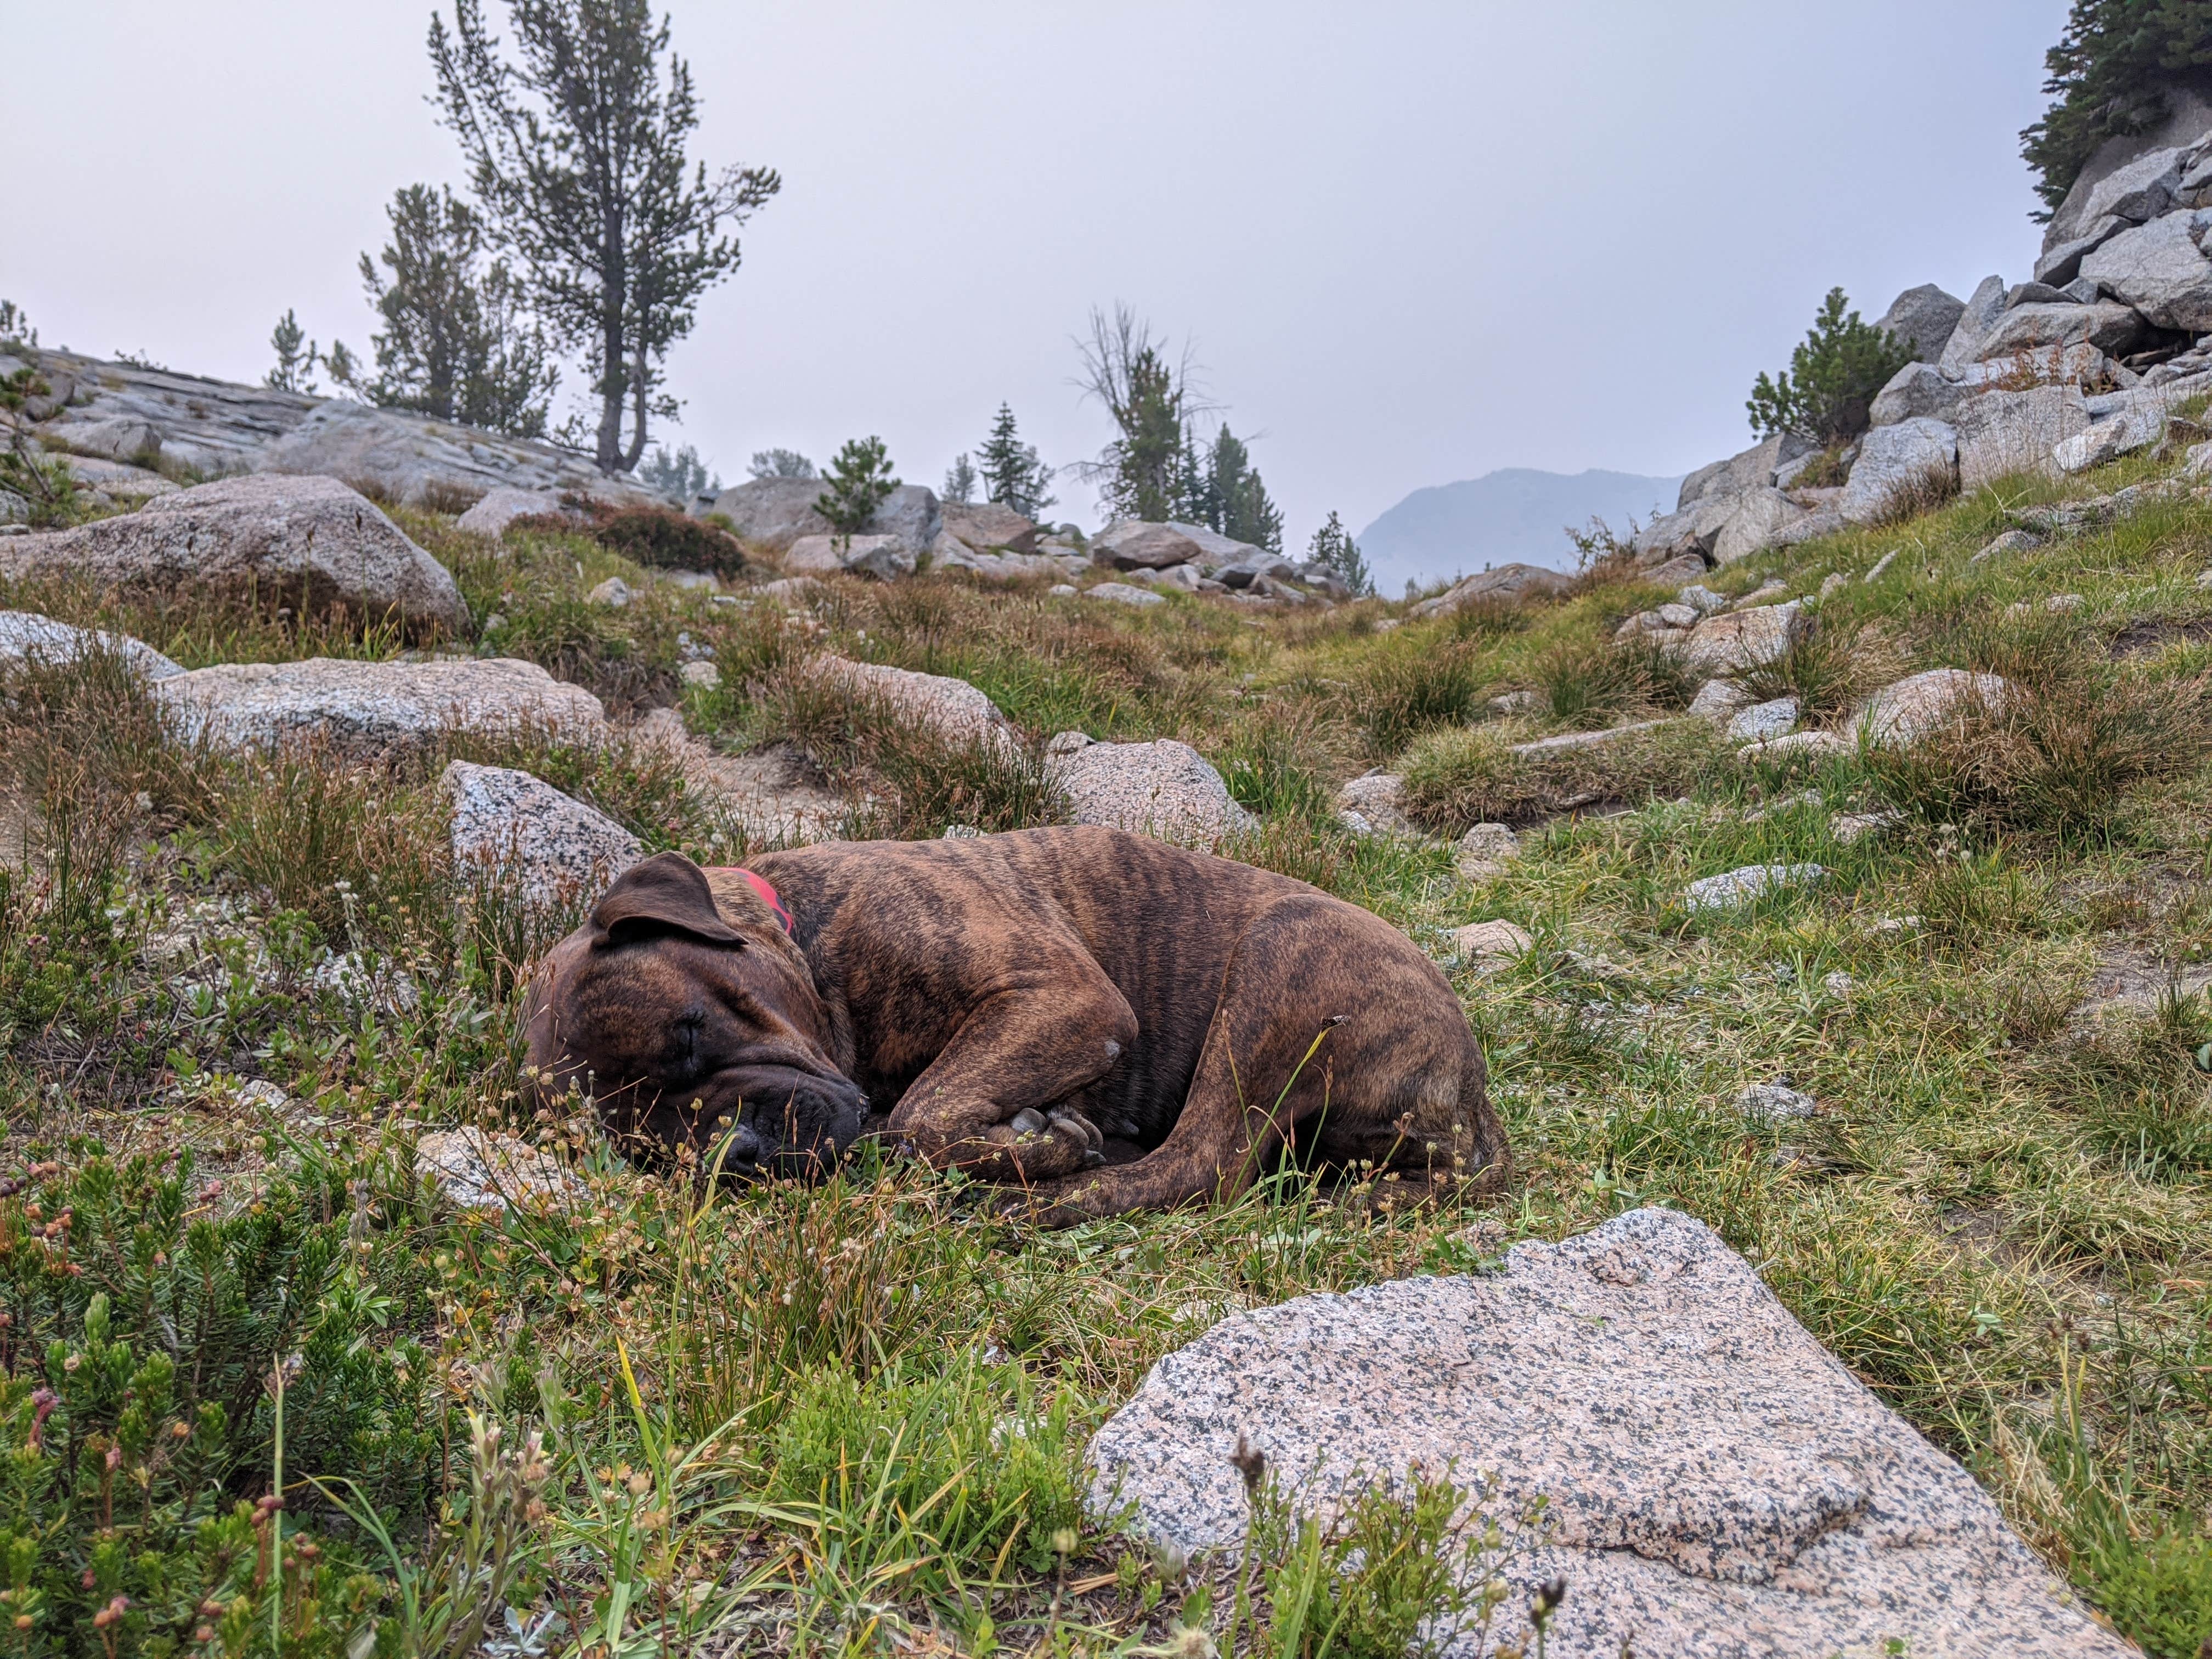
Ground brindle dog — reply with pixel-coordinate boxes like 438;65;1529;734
521;825;1508;1223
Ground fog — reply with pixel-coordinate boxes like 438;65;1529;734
5;1;2068;549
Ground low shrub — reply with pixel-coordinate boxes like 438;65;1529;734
1865;669;2212;837
1354;637;1483;758
575;500;747;579
0;1141;443;1659
1533;635;1654;730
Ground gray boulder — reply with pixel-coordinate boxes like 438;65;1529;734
702;477;941;555
2035;216;2134;289
1839;417;1958;526
1955;386;2093;489
1087;1207;2126;1659
1686;862;1827;912
1045;732;1254;845
1675;433;1812;511
2079;211;2212;332
782;533;917;580
1869;360;1969;427
1858;668;2013;747
0;609;183;681
941;499;1039;553
1673;601;1804;675
0;475;466;636
1085;580;1165;608
1091;519;1266;573
154;656;607;755
803;654;1020;759
1974;301;2145;361
1710;488;1809;566
1632;493;1745;564
442;760;642;907
456;487;569;539
40;415;164;465
1872;283;1965;362
2078;144;2187;226
1936;275;2009;376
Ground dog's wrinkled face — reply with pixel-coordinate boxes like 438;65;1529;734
524;854;866;1178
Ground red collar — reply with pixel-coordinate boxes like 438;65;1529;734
714;866;792;935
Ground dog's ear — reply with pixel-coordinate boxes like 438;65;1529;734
590;851;745;950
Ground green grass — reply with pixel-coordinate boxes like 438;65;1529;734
3;442;2212;1656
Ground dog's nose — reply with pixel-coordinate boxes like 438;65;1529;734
724;1123;763;1169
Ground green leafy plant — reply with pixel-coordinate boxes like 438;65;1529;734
815;436;898;547
0;363;83;529
0;1141;443;1659
1747;288;1917;444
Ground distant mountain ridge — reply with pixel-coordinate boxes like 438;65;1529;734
1357;467;1685;595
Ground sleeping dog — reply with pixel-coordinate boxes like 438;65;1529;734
521;825;1507;1223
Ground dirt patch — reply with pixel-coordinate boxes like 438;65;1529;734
2108;614;2212;657
2067;940;2212;1030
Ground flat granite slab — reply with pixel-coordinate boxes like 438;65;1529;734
1086;1206;2129;1659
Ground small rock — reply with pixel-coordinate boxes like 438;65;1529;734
442;760;642;907
1822;971;1855;996
1047;583;1079;597
415;1127;584;1216
1453;822;1521;881
1731;579;1790;610
1655;601;1699;628
1830;808;1905;846
1971;529;2042;565
1685;862;1827;913
1726;696;1799;743
1818;572;1846;600
1674;602;1804;675
1870;915;1923;938
1086;580;1165;608
1863;550;1898;583
1335;772;1422;837
1448;918;1533;967
679;659;720;689
589;577;631;607
1047;734;1254;845
1488;689;1542;715
1737;1082;1818;1121
1676;584;1728;615
1688;679;1754;720
456;486;569;538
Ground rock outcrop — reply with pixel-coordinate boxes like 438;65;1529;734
803;654;1022;759
1088;1207;2126;1658
154;656;607;755
1407;563;1572;619
0;475;467;636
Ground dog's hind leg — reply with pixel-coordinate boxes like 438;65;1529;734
885;969;1140;1184
1004;893;1508;1226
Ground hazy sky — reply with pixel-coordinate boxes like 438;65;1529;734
9;1;2068;552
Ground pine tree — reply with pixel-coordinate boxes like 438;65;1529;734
816;436;898;545
640;443;721;500
1746;289;1916;444
1308;511;1374;596
1193;426;1284;552
265;309;319;393
976;404;1055;520
2022;1;2212;214
431;0;780;472
346;183;558;438
943;453;978;504
1075;305;1199;522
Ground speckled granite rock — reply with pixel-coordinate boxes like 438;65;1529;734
455;486;571;538
1453;822;1520;881
1672;601;1804;675
1334;771;1421;837
442;761;641;907
1685;862;1827;912
0;475;466;636
0;608;183;680
803;654;1022;759
1086;1207;2128;1659
155;656;607;755
1856;669;2013;748
1447;918;1532;966
1725;696;1799;743
415;1127;584;1216
1085;580;1165;608
1046;732;1254;845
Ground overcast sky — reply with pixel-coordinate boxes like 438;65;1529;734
8;1;2068;550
